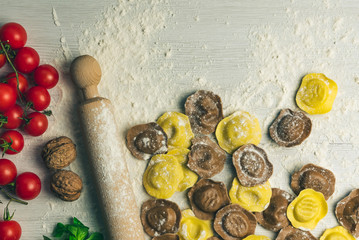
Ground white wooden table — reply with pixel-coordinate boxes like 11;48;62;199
2;0;359;239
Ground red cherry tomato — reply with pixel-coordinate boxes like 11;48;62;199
0;83;16;112
0;54;5;68
0;159;17;186
2;104;24;129
34;64;59;89
23;112;48;136
6;72;28;94
26;86;50;111
0;220;21;240
14;47;39;73
0;22;27;49
0;130;24;155
15;172;41;200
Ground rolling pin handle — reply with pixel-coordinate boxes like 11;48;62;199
70;54;145;239
83;85;100;100
70;55;102;100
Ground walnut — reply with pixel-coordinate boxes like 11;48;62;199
50;170;83;201
42;136;77;169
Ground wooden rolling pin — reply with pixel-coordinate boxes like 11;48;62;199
70;55;145;240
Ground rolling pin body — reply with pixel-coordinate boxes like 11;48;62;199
71;55;145;240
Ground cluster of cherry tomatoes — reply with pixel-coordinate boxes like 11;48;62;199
0;22;56;240
0;22;59;155
0;159;41;200
0;158;41;240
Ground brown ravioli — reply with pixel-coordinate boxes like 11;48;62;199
232;144;273;187
207;237;221;240
276;226;317;240
141;199;181;237
214;204;256;240
269;109;312;147
152;234;179;240
255;188;294;232
188;179;230;220
335;189;359;238
291;163;335;200
187;136;226;178
185;90;223;135
126;122;168;160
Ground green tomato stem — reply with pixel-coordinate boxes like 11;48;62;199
0;42;24;102
0;187;28;205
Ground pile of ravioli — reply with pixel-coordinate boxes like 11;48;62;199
126;73;359;240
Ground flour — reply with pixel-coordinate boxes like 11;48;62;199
52;7;61;27
47;0;359;239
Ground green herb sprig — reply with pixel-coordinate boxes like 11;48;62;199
43;217;104;240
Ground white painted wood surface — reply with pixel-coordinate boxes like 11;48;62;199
2;0;359;239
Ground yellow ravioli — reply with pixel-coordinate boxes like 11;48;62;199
157;112;194;149
287;189;328;230
243;235;271;240
215;111;261;154
178;209;213;240
143;154;184;199
229;178;272;212
296;73;338;114
167;148;198;192
320;226;355;240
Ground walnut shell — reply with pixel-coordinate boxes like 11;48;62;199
50;170;83;201
42;136;77;169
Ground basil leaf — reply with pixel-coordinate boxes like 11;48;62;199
52;223;66;237
69;235;77;240
87;233;104;240
49;217;102;240
73;217;85;227
77;226;89;240
66;224;89;240
66;224;79;237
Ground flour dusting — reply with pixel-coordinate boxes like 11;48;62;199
51;0;359;238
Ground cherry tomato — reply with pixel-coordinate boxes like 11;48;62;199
0;54;5;68
2;104;24;129
15;172;41;200
0;130;24;155
14;47;39;73
6;72;28;94
26;86;50;111
0;83;16;112
0;159;17;186
0;220;21;240
23;112;48;136
0;22;27;50
34;64;59;89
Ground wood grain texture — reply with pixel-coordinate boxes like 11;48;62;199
71;55;144;239
79;98;145;240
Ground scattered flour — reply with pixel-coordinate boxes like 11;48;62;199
48;0;359;239
52;7;61;27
